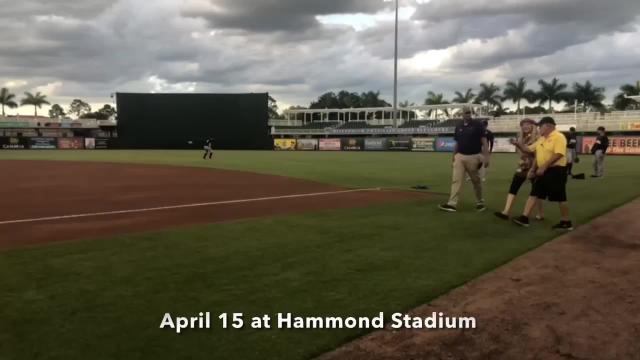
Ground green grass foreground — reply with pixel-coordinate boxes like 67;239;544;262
1;150;639;359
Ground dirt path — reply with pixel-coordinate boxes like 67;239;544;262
319;198;640;360
0;161;427;249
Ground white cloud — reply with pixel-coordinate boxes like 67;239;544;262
34;81;64;96
148;75;197;93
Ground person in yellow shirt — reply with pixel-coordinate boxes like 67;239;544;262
511;117;573;231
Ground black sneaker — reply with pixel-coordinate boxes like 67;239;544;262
438;204;457;212
494;212;509;220
476;203;487;212
552;221;574;231
512;215;530;227
590;175;600;178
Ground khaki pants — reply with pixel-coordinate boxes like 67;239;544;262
447;153;484;206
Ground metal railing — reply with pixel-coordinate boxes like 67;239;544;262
271;111;640;135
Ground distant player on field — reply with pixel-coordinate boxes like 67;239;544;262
565;127;578;176
203;138;213;159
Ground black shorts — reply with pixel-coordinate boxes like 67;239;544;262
508;172;534;196
531;166;568;202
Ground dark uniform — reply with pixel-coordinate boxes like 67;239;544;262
591;132;609;177
203;138;213;159
565;131;578;175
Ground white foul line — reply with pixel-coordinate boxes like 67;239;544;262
0;188;381;226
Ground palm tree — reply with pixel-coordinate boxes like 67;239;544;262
20;92;50;116
424;91;449;118
537;78;570;112
452;88;476;103
0;87;19;116
503;78;537;113
476;83;503;110
613;81;640;110
572;81;606;112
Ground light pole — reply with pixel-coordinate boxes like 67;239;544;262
391;0;399;127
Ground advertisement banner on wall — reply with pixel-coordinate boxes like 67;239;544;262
341;138;365;151
411;137;435;152
435;137;456;152
296;139;318;150
57;137;84;149
493;138;517;153
580;136;596;154
580;136;640;155
319;138;341;151
609;136;640;154
29;137;57;149
85;138;96;149
387;137;411;151
364;138;387;151
274;139;297;150
95;138;110;149
0;137;28;149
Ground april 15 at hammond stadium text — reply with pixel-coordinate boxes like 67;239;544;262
160;312;477;333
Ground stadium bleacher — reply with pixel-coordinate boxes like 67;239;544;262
399;120;439;128
338;121;387;129
305;121;339;129
437;119;464;128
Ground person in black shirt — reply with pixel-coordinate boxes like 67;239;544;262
565;127;578;176
481;120;494;181
483;120;495;152
203;138;213;159
439;108;490;212
591;126;609;178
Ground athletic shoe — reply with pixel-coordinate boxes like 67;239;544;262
590;175;601;178
535;215;545;221
476;203;487;212
494;212;509;220
512;215;530;227
552;221;574;231
438;204;457;212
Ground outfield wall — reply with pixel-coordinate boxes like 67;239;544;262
0;137;111;150
273;136;640;155
116;93;271;150
2;134;639;154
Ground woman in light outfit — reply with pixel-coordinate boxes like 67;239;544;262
494;119;544;220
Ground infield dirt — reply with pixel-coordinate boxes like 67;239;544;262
0;160;428;249
318;198;640;360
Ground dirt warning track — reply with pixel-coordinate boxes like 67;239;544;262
0;160;427;249
318;198;640;360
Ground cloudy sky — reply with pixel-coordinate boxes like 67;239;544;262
1;0;639;115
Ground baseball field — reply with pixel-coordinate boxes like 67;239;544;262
1;150;639;359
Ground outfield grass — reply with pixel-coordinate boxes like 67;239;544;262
1;151;639;360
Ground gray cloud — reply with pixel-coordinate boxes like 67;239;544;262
0;0;639;114
414;0;640;27
183;0;388;32
0;0;114;18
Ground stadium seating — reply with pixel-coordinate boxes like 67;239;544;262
338;121;387;129
275;122;340;130
437;119;464;128
399;120;439;128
